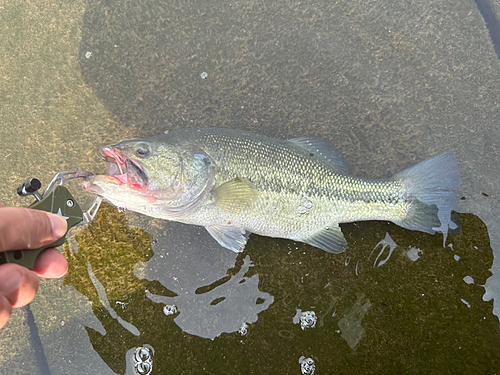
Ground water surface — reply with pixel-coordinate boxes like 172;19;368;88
1;0;500;374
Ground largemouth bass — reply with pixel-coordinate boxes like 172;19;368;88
82;128;459;253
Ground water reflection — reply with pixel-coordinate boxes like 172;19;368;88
62;203;275;371
143;245;274;340
0;198;498;374
1;0;500;373
59;206;500;373
369;232;398;268
337;293;372;350
129;216;275;340
88;261;140;336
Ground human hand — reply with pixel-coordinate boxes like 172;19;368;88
0;204;68;328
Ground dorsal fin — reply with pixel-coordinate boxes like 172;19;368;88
288;137;349;174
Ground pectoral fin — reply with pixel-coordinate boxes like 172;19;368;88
205;224;249;252
297;225;347;253
212;177;258;214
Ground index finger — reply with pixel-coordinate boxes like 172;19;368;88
0;207;67;252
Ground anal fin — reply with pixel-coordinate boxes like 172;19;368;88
297;225;347;253
205;225;249;252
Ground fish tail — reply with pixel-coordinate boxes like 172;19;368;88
392;152;459;245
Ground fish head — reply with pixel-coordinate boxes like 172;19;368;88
83;139;216;216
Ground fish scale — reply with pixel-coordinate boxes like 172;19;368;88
184;130;404;224
83;128;459;253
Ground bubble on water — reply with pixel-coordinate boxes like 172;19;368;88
299;356;316;375
136;362;152;375
404;247;423;262
200;72;208;79
133;346;153;375
85;51;92;59
461;299;471;308
300;311;317;330
163;305;178;316
463;276;474;285
238;322;248;336
135;347;151;363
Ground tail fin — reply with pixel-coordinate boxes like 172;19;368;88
392;153;459;245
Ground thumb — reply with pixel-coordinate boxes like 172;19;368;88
0;207;67;252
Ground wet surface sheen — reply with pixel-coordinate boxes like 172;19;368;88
1;0;500;374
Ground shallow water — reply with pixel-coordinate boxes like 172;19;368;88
1;0;500;374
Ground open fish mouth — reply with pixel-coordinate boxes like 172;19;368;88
101;147;149;189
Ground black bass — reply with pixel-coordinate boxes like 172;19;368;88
82;128;459;253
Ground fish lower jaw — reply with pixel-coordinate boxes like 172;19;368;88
82;180;104;195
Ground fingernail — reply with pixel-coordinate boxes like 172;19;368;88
0;270;23;295
48;214;67;239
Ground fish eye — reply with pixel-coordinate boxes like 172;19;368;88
134;143;151;158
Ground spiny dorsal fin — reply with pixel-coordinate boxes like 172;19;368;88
297;224;347;253
212;177;258;214
288;137;349;174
